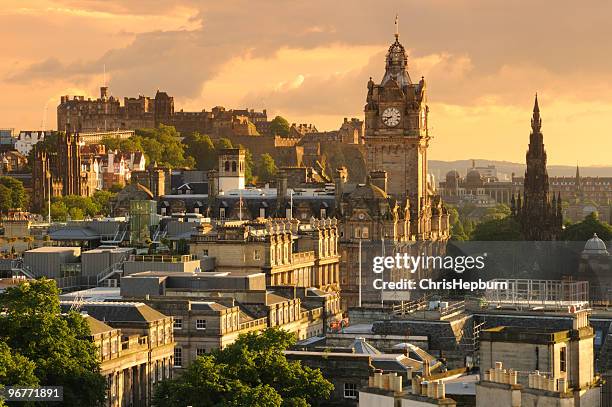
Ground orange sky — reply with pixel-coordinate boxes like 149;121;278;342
2;0;612;166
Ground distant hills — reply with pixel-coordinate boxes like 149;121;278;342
429;159;612;181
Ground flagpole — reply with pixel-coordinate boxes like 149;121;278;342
358;238;362;308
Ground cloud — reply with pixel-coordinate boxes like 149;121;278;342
2;0;612;164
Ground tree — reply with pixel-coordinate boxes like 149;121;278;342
241;146;255;184
0;177;27;210
470;216;523;241
257;153;277;183
561;212;612;241
185;133;217;171
269;116;290;137
0;185;12;213
50;200;69;221
92;190;116;216
482;204;511;222
153;328;333;407
140;124;195;168
0;279;106;406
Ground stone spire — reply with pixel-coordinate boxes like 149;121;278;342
515;95;562;240
381;26;411;87
531;93;542;133
575;164;583;200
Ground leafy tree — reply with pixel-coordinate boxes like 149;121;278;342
50;200;69;221
257;153;277;183
269;116;290;137
92;190;116;216
215;138;233;150
471;216;523;241
138;124;195;168
0;185;12;213
561;212;612;241
185;133;217;171
153;328;333;407
100;136;143;153
450;220;468;241
0;177;27;210
68;207;85;220
240;146;255;184
482;204;511;221
0;279;106;406
0;341;38;386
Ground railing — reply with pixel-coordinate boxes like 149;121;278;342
96;260;127;285
440;301;466;317
129;254;195;263
391;296;431;316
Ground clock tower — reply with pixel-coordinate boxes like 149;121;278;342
364;32;429;214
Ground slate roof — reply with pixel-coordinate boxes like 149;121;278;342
60;301;168;323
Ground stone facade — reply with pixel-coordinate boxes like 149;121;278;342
190;217;341;291
61;302;175;407
364;33;430;204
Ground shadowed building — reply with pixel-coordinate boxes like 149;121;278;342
511;95;563;240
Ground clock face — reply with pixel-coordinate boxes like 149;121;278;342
382;107;401;127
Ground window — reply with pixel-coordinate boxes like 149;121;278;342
320;208;327;218
202;249;209;256
232;161;237;172
174;347;182;368
225;161;230;171
196;348;207;357
254;250;261;261
196;319;207;330
354;227;361;238
362;227;369;239
286;208;292;219
219;208;226;219
173;317;182;330
560;347;567;372
344;383;358;399
259;207;266;218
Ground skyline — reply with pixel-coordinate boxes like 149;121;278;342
2;0;612;165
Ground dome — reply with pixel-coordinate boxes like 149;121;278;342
583;233;609;255
465;169;483;188
381;36;411;87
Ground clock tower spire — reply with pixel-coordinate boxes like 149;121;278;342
363;29;436;238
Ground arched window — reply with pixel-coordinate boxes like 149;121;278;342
232;161;237;172
225;161;230;171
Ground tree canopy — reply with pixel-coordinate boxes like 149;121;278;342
269;116;290;137
0;177;27;212
0;279;106;406
257;153;277;183
49;192;116;221
470;216;523;241
561;212;612;241
101;125;195;168
153;328;333;407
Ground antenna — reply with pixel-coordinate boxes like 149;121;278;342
103;64;106;87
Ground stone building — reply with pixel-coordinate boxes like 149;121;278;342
60;301;175;407
363;32;430;203
31;132;97;213
189;217;341;291
120;270;342;370
477;310;600;407
512;96;563;240
57;86;266;138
